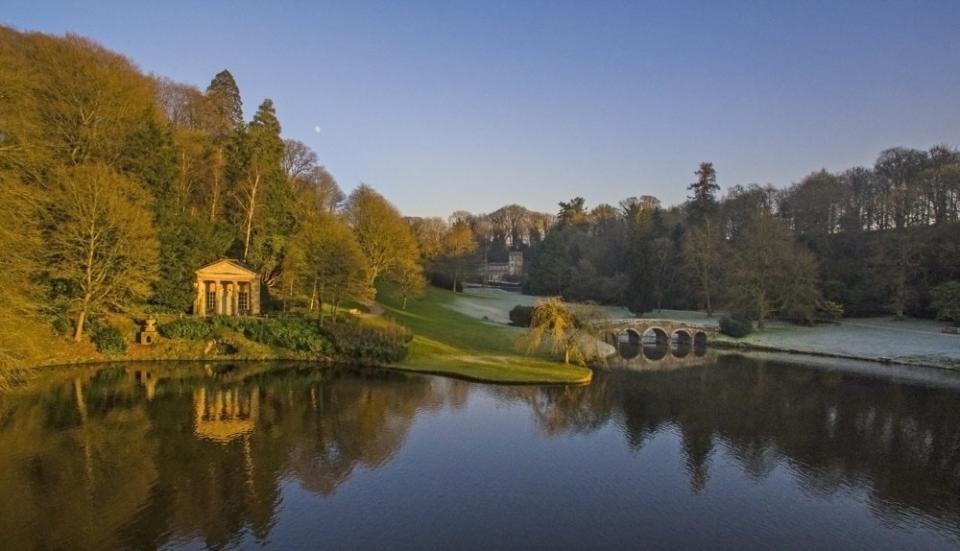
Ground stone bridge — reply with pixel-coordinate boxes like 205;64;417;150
590;318;719;370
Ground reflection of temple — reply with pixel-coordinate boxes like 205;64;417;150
193;387;259;443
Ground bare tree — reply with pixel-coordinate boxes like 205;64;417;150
282;139;318;181
48;164;159;340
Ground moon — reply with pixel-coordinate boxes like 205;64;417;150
313;125;321;134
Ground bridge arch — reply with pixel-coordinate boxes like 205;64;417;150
641;327;668;345
640;327;668;361
618;329;641;360
671;329;692;358
693;331;708;356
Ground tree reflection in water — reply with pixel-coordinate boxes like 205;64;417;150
0;357;958;548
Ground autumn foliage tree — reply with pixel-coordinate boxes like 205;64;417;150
344;185;421;292
440;220;477;293
286;213;370;325
0;173;44;371
48;164;159;340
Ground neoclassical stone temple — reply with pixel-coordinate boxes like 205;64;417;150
193;259;261;316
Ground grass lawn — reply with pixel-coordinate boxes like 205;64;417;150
378;287;593;384
446;286;634;324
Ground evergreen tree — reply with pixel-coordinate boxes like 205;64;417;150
235;99;287;267
686;162;720;224
202;69;244;221
204;70;244;138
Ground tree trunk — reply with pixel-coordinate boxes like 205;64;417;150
210;146;223;222
318;284;326;327
702;271;713;316
242;171;260;262
73;309;87;342
757;290;767;330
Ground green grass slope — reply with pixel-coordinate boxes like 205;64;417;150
379;287;592;384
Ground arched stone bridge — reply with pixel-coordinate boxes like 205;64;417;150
591;318;719;369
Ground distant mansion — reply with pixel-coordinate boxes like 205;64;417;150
480;250;524;284
194;259;261;316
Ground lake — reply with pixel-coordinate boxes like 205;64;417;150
2;356;959;550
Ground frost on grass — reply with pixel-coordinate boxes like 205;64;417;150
448;288;960;369
448;287;632;325
715;318;960;368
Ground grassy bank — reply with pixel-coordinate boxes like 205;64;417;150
379;287;593;384
5;290;590;387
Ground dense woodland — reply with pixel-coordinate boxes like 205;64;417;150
0;28;425;369
518;153;960;323
1;27;959;370
412;152;960;328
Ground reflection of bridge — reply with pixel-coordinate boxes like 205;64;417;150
595;319;719;369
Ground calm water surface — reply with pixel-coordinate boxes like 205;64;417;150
2;356;960;550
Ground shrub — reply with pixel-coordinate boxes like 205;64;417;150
240;317;333;354
427;271;463;292
91;323;127;354
817;300;845;323
323;320;412;365
159;318;213;340
509;305;534;327
159;314;410;362
719;316;752;338
931;281;960;323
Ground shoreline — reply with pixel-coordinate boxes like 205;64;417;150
11;338;955;390
20;354;592;387
711;339;959;371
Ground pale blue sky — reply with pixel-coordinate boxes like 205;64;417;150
5;1;960;216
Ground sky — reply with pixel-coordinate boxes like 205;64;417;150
5;1;960;217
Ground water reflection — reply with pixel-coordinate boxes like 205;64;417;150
0;357;959;549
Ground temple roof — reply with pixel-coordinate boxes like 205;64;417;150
195;258;259;276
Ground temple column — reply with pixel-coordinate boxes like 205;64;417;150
233;283;240;316
251;278;261;315
224;282;233;316
215;281;224;315
195;278;204;316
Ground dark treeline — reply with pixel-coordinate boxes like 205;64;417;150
445;151;960;324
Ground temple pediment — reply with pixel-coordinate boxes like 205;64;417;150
195;258;259;279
